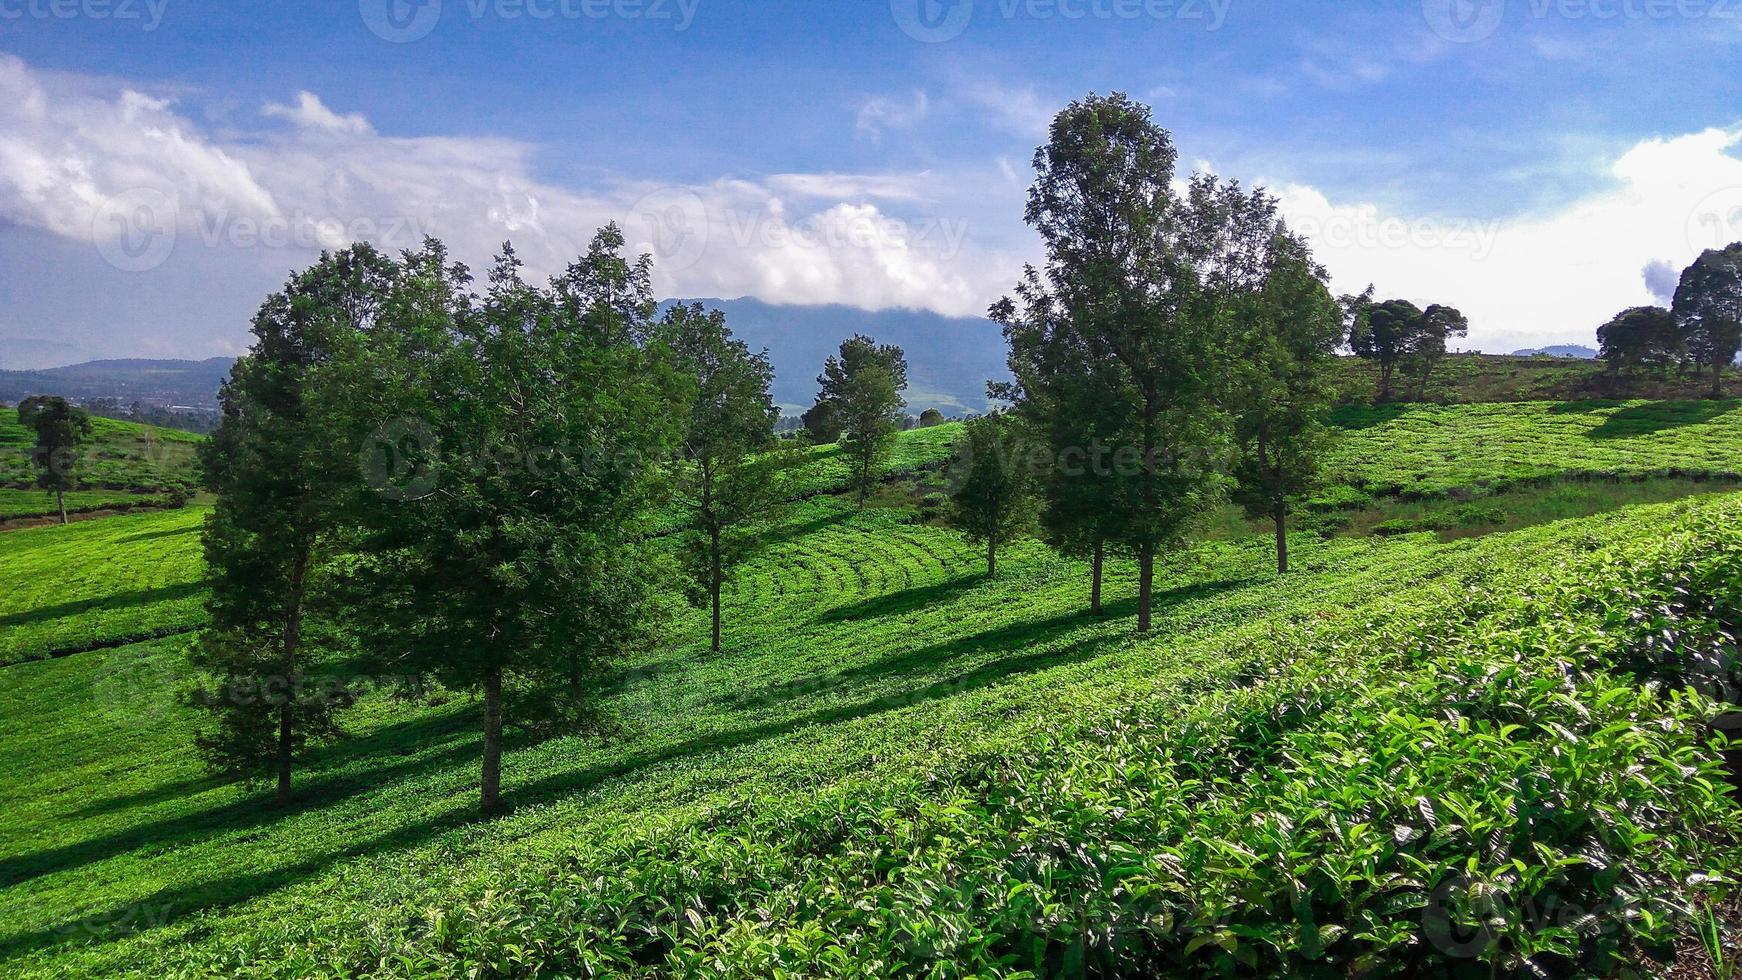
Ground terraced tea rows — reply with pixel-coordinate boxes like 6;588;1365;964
1327;400;1742;497
0;413;203;492
0;507;207;665
10;492;1739;977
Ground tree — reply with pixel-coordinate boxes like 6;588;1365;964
20;396;91;524
1346;296;1420;401
1345;295;1468;400
992;268;1130;616
1023;93;1261;633
1408;303;1469;395
659;302;790;654
812;335;908;506
800;399;842;444
1597;306;1681;373
1227;233;1344;573
190;244;396;804
945;413;1035;577
352;231;682;813
1673;244;1742;398
917;408;946;427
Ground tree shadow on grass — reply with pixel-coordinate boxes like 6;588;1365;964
818;575;989;624
0;709;477;893
115;523;201;544
1586;400;1739;440
0;578;1255;966
0;581;206;631
1328;403;1408;432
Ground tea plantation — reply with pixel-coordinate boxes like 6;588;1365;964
3;402;1742;977
0;413;202;493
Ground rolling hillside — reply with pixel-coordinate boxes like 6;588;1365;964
2;402;1740;976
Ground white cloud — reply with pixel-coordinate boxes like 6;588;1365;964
1268;126;1742;351
0;54;1017;327
261;91;375;137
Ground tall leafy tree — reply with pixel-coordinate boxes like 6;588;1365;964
1024;93;1258;633
1673;244;1742;397
1407;303;1469;395
811;335;908;506
1346;296;1420;401
992;268;1130;615
945;412;1035;577
1345;295;1468;400
20;395;91;525
1597;306;1681;373
1227;233;1344;573
190;244;397;804
353;231;682;813
659;302;790;654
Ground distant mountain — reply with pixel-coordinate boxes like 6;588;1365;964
1510;345;1598;359
0;358;233;410
666;298;1007;415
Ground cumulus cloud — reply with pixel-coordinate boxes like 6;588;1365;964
1268;126;1742;352
0;54;1017;325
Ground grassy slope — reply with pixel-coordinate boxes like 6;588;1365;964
0;508;207;666
1332;352;1742;404
0;411;202;491
4;408;1742;975
7;495;1739;977
1325;399;1742;497
0;488;177;522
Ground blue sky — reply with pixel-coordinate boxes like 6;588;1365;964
2;0;1741;366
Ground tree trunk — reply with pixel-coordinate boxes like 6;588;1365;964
481;664;503;812
986;537;997;578
1090;539;1104;616
56;488;67;525
1137;541;1154;633
709;525;723;654
274;549;308;807
1274;509;1289;574
1714;360;1725;400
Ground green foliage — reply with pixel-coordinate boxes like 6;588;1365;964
1345;294;1470;400
811;335;909;506
1673;243;1742;396
344;232;684;811
659;301;791;652
18;395;92;520
1597;306;1682;373
188;244;396;797
1227;232;1345;571
944;413;1036;575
